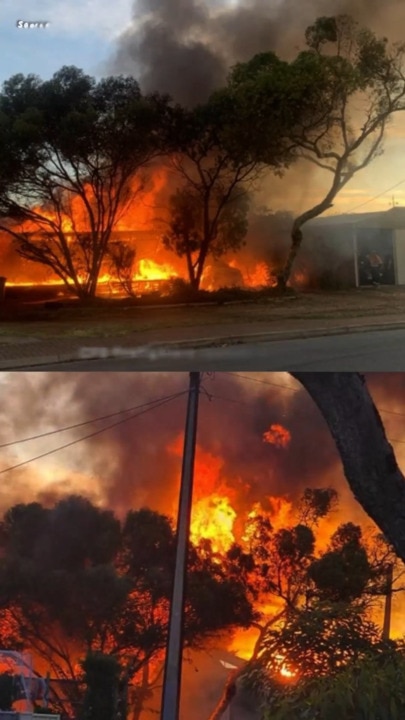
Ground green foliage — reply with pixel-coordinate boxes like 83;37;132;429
225;14;405;288
259;647;405;720
257;602;383;680
305;16;339;50
163;187;249;268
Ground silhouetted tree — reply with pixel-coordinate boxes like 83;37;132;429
0;68;169;298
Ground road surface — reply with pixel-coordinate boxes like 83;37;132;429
16;328;405;371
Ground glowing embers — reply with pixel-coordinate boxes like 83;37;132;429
274;654;297;680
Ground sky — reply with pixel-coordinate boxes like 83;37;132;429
1;0;405;213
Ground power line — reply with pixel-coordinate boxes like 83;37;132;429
223;372;301;393
0;393;186;449
341;178;405;214
378;407;405;418
202;391;256;409
4;376;403;451
0;390;188;476
225;372;405;418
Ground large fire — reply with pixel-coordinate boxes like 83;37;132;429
0;167;279;293
181;417;395;678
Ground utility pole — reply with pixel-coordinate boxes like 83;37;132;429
382;564;394;641
161;372;200;720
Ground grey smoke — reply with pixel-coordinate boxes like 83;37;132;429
108;0;405;106
0;372;341;518
0;372;402;523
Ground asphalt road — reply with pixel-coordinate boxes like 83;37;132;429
18;328;405;371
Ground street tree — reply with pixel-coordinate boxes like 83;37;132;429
207;488;389;720
256;602;384;680
163;95;270;290
0;67;169;299
244;613;405;720
0;500;254;719
262;647;405;720
228;15;405;289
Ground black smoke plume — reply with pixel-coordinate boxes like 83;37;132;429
108;0;405;106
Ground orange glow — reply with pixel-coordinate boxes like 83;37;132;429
246;497;295;533
136;258;178;282
191;495;236;553
275;654;297;680
1;379;404;685
234;261;275;288
0;165;284;292
168;438;239;553
263;424;291;449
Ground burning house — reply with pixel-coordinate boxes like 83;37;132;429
304;207;405;288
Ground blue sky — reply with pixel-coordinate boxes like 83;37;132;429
0;0;134;82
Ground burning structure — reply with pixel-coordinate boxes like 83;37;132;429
0;210;292;297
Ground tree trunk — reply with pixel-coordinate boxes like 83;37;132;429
277;199;335;291
185;250;197;290
291;373;405;563
131;662;149;720
277;223;303;291
207;612;285;720
195;242;210;291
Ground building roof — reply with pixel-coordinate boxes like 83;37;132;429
307;207;405;230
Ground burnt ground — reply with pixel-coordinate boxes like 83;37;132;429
0;285;405;341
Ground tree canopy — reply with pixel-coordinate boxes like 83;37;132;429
162;96;262;290
207;487;394;720
226;15;405;289
0;67;169;298
0;496;254;717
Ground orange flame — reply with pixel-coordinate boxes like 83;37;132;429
275;654;297;680
263;424;291;449
136;258;178;282
191;495;236;554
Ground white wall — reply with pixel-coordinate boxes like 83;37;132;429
394;230;405;284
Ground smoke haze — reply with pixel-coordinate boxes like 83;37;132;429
0;372;404;529
109;0;405;106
